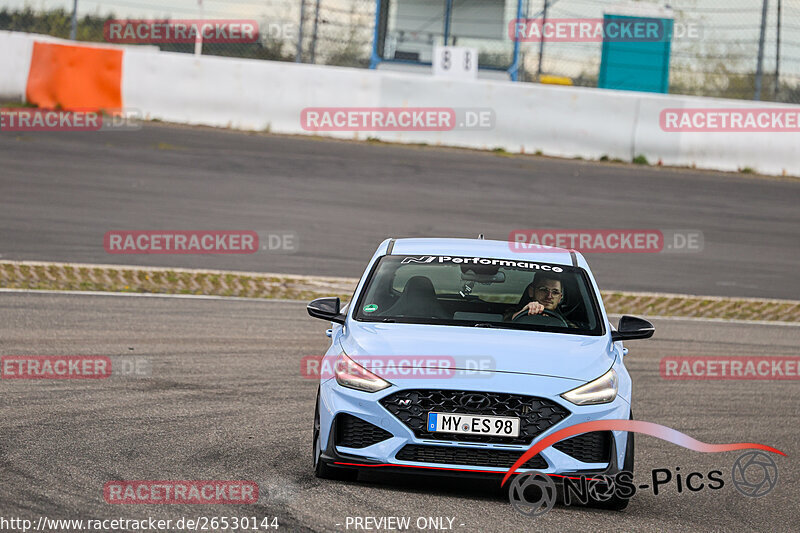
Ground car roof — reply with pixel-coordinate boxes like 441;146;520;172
387;237;576;267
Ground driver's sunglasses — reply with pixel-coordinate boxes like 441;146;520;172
535;287;562;296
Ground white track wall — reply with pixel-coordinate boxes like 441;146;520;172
121;49;800;176
3;31;799;176
0;31;34;101
122;47;382;133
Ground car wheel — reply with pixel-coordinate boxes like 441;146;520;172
591;412;634;511
313;387;358;481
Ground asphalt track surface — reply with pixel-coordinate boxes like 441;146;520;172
1;292;797;532
1;124;799;300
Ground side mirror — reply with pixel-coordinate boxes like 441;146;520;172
307;297;346;325
611;315;655;342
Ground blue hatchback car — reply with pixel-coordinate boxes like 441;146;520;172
308;238;654;506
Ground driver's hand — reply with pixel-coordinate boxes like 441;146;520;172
513;302;545;319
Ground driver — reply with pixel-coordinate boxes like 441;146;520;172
504;273;567;322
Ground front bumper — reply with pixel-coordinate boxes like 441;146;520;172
318;371;631;478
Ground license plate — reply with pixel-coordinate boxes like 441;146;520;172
427;412;520;437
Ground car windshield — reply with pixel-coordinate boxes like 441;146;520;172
354;255;604;335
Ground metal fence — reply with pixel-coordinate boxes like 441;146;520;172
1;0;798;103
525;0;800;103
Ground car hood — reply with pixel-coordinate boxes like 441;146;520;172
340;321;615;383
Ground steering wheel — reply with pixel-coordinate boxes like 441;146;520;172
512;309;569;327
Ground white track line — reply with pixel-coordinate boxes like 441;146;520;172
3;289;798;326
607;313;800;327
0;288;306;304
4;260;799;304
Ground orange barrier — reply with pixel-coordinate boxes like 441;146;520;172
25;42;122;110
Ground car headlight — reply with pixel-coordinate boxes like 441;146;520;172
335;352;391;393
561;368;618;405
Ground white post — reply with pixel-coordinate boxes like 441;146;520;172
194;0;204;56
69;0;79;40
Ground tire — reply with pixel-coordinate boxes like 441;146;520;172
312;387;358;481
591;412;634;511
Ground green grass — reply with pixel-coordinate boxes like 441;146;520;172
0;101;36;108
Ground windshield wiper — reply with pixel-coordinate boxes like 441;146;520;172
380;318;396;322
474;322;520;330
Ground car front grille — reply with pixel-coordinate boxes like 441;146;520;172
395;444;547;469
335;414;393;448
380;389;570;445
552;431;612;463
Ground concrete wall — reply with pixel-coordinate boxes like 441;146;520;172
2;31;798;176
0;31;34;101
